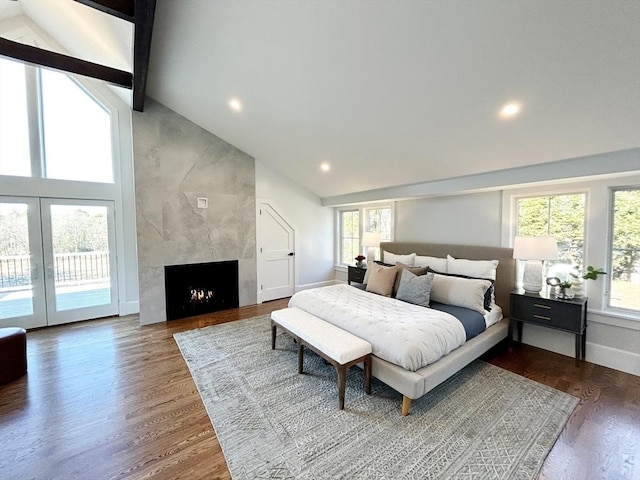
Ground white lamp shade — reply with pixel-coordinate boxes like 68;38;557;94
512;236;558;261
361;232;382;248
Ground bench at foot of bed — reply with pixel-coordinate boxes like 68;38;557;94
271;307;372;410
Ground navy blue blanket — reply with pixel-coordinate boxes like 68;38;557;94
429;302;486;341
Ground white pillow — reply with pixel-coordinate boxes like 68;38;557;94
414;255;447;272
447;255;499;280
383;251;416;266
430;273;492;314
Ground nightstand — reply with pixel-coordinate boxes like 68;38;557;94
509;289;588;366
347;266;367;285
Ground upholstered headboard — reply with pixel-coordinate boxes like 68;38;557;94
380;242;516;318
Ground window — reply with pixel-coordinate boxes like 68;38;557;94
0;58;114;183
609;188;640;312
337;204;393;266
516;193;586;278
339;210;360;265
0;58;31;177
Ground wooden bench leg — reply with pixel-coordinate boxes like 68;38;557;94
336;365;346;410
402;396;412;416
271;322;277;350
298;343;304;374
364;355;371;395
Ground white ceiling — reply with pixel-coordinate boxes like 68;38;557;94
3;1;639;200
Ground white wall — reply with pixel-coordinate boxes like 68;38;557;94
395;191;503;245
255;160;335;291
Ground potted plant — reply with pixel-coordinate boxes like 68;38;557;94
354;255;366;268
569;266;607;297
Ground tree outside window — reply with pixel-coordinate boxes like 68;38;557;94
340;210;360;265
609;188;640;311
516;194;586;278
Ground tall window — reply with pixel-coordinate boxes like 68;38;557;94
338;204;393;265
609;188;640;312
516;193;586;277
0;58;114;183
339;210;360;265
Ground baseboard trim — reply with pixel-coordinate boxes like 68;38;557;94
522;331;640;376
585;342;640;376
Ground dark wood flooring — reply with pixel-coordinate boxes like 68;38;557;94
1;300;638;479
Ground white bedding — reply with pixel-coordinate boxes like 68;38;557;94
288;284;467;372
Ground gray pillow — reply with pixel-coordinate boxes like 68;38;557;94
395;269;434;307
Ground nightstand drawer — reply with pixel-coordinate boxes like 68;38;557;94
512;295;583;332
348;266;367;284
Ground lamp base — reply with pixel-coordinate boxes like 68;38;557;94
522;260;543;293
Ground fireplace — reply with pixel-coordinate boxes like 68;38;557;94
164;260;239;321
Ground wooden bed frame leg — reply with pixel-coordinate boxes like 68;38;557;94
402;396;412;416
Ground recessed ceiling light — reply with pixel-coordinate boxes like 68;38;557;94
499;102;522;119
320;162;330;172
228;98;242;112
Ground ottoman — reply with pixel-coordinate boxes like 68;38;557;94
0;327;27;385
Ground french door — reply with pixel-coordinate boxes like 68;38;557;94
0;196;118;328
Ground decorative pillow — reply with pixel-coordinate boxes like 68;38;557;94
430;273;492;314
414;255;448;272
393;262;428;297
447;255;499;280
365;263;397;297
396;269;435;307
382;251;416;267
427;267;494;311
363;260;394;284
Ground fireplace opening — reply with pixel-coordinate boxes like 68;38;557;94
164;260;239;321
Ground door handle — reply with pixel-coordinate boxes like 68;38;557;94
46;265;54;279
288;252;295;256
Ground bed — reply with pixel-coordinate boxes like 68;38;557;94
289;242;516;415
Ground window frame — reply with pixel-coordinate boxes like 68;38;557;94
335;202;395;266
606;186;640;314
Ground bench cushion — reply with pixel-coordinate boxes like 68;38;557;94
271;307;371;364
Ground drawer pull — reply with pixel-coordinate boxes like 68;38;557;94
534;314;551;321
533;303;552;310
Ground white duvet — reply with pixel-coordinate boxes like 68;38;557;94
288;284;466;372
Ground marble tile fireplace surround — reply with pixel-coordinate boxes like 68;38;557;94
133;99;257;325
165;260;239;321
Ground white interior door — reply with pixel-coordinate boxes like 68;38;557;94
0;196;47;329
258;203;295;302
40;198;118;325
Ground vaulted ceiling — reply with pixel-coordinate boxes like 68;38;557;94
2;1;639;200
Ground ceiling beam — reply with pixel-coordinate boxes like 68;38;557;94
74;0;134;23
133;0;157;112
0;37;132;89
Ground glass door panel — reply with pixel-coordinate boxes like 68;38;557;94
41;199;118;325
0;197;46;329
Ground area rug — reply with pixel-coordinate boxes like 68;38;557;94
174;315;578;480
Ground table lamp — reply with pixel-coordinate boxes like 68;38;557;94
513;236;558;293
361;232;382;264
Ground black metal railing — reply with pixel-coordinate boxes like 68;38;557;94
0;252;110;288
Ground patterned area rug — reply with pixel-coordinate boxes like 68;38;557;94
174;315;578;480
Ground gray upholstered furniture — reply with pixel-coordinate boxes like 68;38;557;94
373;242;515;415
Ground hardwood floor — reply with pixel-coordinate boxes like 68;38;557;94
1;301;638;480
